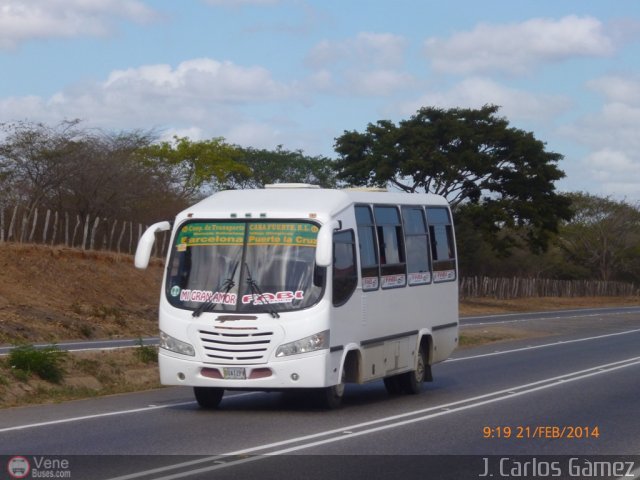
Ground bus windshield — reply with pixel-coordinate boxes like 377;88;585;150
165;220;324;315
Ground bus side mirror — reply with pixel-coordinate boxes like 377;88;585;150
315;220;340;267
135;221;171;269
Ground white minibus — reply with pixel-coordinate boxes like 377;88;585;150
135;185;458;408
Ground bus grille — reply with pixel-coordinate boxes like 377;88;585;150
198;329;274;362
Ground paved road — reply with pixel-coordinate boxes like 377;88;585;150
460;305;640;325
0;337;159;356
1;308;639;479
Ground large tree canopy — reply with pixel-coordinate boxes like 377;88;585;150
140;136;247;199
559;192;640;282
334;105;572;253
221;145;338;190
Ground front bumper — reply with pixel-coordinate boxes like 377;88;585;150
159;349;338;389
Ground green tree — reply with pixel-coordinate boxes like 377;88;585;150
334;105;572;253
221;145;338;189
559;192;640;282
139;136;248;198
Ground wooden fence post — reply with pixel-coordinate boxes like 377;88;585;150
7;205;18;242
51;211;59;246
72;215;81;247
28;208;38;243
108;220;118;251
42;209;51;244
89;216;100;250
20;207;31;243
117;221;127;254
82;214;90;250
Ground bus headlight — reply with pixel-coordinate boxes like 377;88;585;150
160;331;195;357
276;330;329;357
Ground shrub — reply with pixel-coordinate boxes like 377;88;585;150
9;345;68;383
135;338;158;364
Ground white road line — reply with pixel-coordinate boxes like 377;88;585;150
0;402;196;433
450;328;640;362
0;339;160;356
106;355;640;480
462;309;640;326
461;306;640;323
0;392;257;433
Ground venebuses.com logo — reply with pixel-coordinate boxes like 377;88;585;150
7;456;30;479
6;455;71;478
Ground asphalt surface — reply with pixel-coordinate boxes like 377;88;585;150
0;337;159;356
1;307;639;479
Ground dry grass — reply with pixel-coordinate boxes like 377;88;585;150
458;296;639;349
0;348;161;409
459;295;639;316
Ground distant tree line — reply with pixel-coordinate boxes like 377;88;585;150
1;108;639;285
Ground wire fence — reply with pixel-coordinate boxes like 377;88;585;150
0;204;170;258
459;276;639;299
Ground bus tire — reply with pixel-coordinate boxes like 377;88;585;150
320;382;344;409
383;375;403;395
193;387;224;409
399;346;426;394
319;367;346;409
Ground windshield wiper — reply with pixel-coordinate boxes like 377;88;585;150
244;263;280;319
192;262;239;318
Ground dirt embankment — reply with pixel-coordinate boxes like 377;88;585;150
0;243;163;345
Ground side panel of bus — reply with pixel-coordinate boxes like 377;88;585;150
329;201;458;384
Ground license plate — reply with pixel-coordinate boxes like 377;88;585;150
223;367;246;380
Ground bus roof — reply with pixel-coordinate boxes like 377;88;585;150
177;186;449;223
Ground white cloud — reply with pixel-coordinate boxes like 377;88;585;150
103;58;294;103
587;75;640;107
345;69;416;96
586;149;640;174
225;122;282;150
400;77;570;122
0;0;158;49
424;15;614;75
305;32;412;96
0;57;298;139
159;127;205;143
560;75;640;199
307;32;408;70
592;102;640;150
583;149;640;197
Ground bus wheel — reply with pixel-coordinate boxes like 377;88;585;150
383;375;403;395
320;368;345;409
193;387;224;409
320;382;344;409
400;346;426;394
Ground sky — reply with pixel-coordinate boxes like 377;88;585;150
1;0;639;200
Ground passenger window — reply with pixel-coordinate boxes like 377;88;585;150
426;207;456;282
373;206;406;289
333;230;358;306
355;206;379;291
402;207;431;285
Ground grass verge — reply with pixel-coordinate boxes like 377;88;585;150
0;347;160;409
